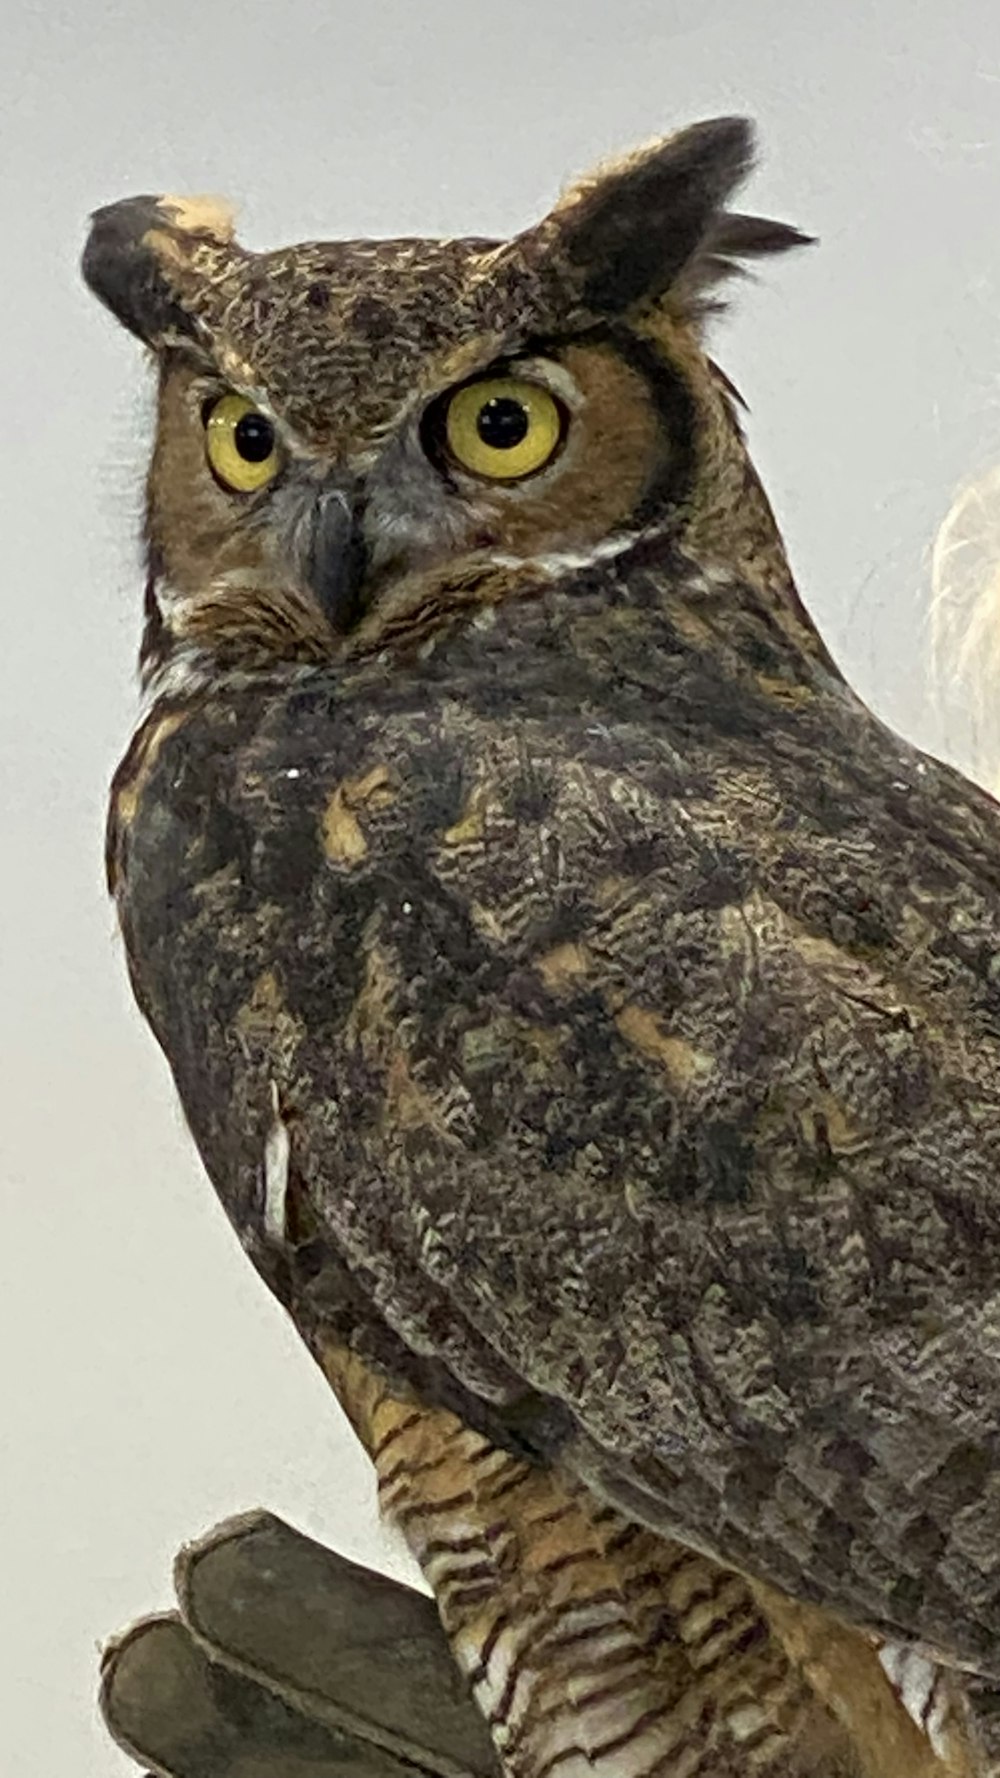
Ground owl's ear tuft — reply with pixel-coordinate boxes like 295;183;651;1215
522;118;811;323
82;193;238;348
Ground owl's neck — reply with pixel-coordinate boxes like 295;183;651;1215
135;516;828;718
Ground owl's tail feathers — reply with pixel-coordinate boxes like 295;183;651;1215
100;1510;499;1778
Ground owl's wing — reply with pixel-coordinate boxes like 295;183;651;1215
278;695;1000;1680
116;571;1000;1688
101;1512;499;1778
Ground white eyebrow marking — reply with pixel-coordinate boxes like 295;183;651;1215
488;530;643;576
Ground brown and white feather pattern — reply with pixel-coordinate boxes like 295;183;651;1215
322;1347;979;1778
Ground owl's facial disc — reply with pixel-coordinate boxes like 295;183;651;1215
142;330;689;671
162;344;650;636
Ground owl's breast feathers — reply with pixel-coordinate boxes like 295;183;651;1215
110;548;1000;1675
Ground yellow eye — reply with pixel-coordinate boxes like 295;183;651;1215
443;377;564;481
204;393;281;493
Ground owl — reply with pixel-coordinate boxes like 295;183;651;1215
84;118;1000;1778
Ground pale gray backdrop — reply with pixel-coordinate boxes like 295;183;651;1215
3;3;1000;1773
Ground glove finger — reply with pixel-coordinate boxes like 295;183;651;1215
174;1511;497;1778
100;1611;438;1778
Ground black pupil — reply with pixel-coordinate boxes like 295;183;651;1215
476;396;530;451
234;411;275;462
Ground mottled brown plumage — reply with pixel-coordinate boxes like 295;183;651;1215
85;119;999;1776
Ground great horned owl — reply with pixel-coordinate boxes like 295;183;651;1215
84;119;1000;1778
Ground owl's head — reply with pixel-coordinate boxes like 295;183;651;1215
83;118;808;686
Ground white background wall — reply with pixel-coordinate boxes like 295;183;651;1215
3;3;1000;1772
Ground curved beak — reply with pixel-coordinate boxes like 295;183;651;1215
301;486;370;635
